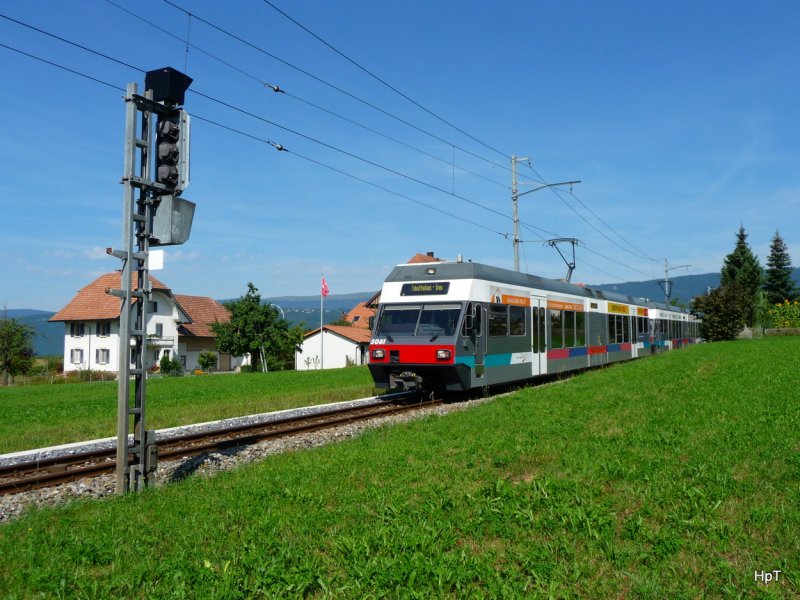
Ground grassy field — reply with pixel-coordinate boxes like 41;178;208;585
0;369;377;454
1;338;798;597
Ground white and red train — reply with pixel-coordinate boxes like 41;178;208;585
368;258;701;392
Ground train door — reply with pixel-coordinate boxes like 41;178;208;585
531;296;547;376
462;302;486;384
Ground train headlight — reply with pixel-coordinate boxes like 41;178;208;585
371;349;385;360
436;349;451;360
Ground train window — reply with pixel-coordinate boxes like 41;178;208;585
474;305;483;337
623;316;630;343
489;304;508;336
417;304;462;337
564;310;575;347
461;302;472;336
509;305;526;336
375;305;421;336
551;310;563;348
575;312;586;346
375;304;462;337
609;315;624;344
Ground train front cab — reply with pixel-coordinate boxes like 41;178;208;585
368;301;472;392
368;293;551;393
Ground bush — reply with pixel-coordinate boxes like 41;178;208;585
159;355;182;376
198;350;218;372
692;283;751;341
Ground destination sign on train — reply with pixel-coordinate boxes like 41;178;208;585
400;282;450;296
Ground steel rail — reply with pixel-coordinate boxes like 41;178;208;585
0;393;435;495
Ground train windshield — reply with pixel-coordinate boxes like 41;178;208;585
375;303;462;338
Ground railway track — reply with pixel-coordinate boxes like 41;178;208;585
0;393;440;496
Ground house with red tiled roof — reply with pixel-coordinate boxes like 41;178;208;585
407;251;444;264
50;272;238;373
342;291;380;329
295;325;373;370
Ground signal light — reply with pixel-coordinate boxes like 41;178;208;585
154;110;190;194
156;116;180;188
371;349;386;360
436;349;451;360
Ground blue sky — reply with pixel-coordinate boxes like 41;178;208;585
1;0;798;311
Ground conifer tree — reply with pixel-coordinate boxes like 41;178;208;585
720;226;763;326
764;230;798;304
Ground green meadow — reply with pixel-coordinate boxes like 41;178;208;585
0;368;376;454
1;338;798;597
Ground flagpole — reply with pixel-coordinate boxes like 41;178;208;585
320;274;324;370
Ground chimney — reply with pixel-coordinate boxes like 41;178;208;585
427;251;434;257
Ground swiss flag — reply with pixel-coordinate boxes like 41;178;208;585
321;276;329;298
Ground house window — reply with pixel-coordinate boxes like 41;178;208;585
352;316;361;323
180;355;186;368
97;321;111;337
70;349;84;364
96;349;110;365
155;323;164;337
70;323;85;337
150;301;158;314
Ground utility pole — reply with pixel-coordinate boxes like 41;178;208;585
659;259;690;303
511;156;580;271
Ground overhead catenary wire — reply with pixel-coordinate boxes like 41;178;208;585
260;0;510;160
0;13;513;223
1;14;669;284
189;114;507;237
158;0;513;173
523;160;661;265
0;39;509;242
519;220;654;282
6;5;659;278
0;42;125;92
102;0;509;190
187;88;515;222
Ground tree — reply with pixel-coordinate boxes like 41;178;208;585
692;283;751;341
0;312;35;385
720;226;763;326
212;283;305;371
764;230;798;304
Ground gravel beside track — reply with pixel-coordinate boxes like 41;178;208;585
0;395;494;524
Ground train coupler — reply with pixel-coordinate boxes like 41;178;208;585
389;371;422;391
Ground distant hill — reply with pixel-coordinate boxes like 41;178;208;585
3;310;63;357
593;268;800;304
592;273;720;304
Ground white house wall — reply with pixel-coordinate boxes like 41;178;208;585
295;330;366;370
62;320;121;373
146;290;181;367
